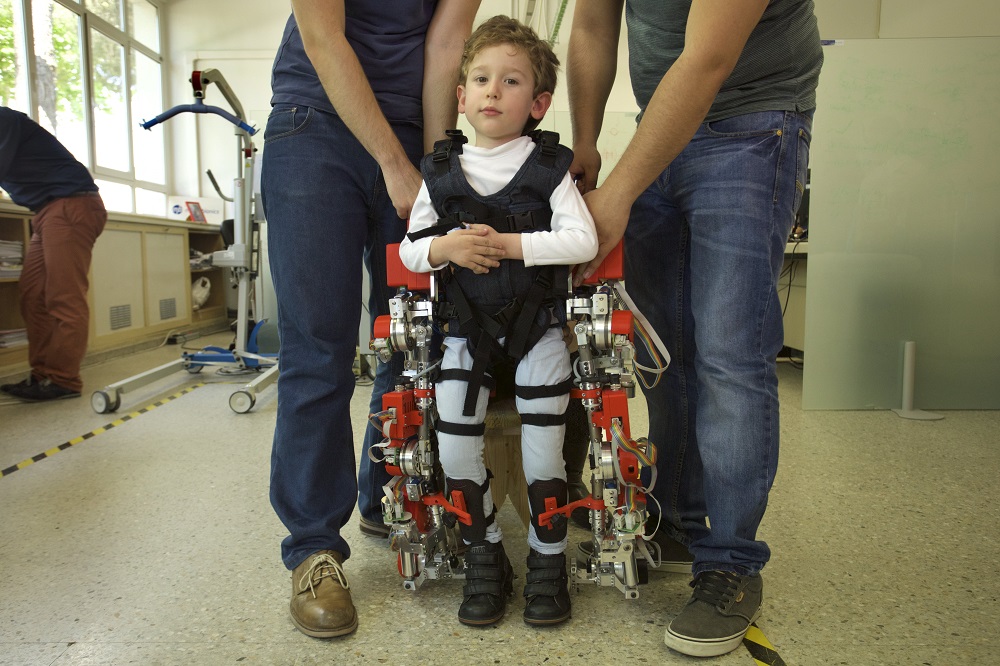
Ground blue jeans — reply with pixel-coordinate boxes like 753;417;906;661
625;110;813;576
261;105;419;569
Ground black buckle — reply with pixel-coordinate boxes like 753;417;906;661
508;211;535;232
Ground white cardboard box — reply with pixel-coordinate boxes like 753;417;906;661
167;196;225;225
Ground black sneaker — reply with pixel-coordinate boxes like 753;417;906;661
664;571;763;657
359;516;391;539
523;549;571;626
1;376;35;395
458;540;514;626
7;378;81;402
645;524;694;574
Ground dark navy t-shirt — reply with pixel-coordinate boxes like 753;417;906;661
270;1;437;127
0;107;98;212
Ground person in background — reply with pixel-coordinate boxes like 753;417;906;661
400;16;597;627
0;106;107;403
260;0;480;639
567;0;822;657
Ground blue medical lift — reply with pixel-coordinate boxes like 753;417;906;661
90;69;278;415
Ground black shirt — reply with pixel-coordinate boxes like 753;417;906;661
0;107;98;212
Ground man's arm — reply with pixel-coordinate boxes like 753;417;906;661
578;0;769;281
291;0;420;219
422;0;480;153
567;0;623;194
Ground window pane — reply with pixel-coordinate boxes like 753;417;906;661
91;28;129;172
0;0;32;111
32;0;88;164
131;50;164;184
135;187;165;217
86;0;121;30
126;0;157;51
94;178;132;212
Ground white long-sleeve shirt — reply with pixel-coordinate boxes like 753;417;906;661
399;135;598;273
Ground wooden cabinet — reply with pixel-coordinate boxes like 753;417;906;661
0;211;30;370
0;201;228;378
88;221;189;351
188;227;228;325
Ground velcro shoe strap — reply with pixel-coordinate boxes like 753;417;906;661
523;580;563;597
464;580;504;597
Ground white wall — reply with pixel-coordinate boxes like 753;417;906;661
161;0;639;201
162;0;289;201
802;0;1000;409
160;1;1000;409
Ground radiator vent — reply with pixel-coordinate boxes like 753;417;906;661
159;297;177;321
109;304;132;331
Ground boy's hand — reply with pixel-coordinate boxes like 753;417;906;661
429;227;505;274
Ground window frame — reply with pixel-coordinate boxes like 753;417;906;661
4;0;167;214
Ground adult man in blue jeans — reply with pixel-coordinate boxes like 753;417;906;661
568;0;822;657
261;1;479;638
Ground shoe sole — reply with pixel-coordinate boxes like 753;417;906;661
663;609;761;657
649;561;694;575
358;520;390;539
458;614;506;627
523;611;571;627
290;612;359;638
11;392;81;402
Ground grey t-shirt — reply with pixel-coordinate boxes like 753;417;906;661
626;0;823;121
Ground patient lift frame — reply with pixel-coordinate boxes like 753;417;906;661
90;69;278;415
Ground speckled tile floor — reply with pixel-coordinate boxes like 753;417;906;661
1;335;997;665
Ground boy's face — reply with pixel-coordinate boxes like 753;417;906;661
459;43;552;149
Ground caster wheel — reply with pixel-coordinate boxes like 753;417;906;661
229;390;255;414
185;364;205;374
91;390;120;414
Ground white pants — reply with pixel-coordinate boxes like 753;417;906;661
436;327;570;554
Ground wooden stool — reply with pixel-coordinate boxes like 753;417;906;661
482;398;531;527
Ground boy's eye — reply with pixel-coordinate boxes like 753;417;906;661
504;78;519;86
474;76;488;84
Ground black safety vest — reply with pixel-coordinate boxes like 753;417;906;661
409;129;574;415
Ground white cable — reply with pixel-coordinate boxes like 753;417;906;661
613;282;671;366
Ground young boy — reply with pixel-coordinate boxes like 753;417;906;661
399;16;598;628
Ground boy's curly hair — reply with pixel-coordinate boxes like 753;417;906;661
460;15;560;99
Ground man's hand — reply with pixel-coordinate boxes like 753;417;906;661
429;227;506;274
569;143;602;195
383;161;423;220
575;186;631;286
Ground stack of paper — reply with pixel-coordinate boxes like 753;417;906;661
0;240;23;278
0;328;28;348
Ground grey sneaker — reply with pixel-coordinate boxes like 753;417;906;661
664;571;763;657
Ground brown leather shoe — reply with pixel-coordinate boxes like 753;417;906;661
289;550;358;638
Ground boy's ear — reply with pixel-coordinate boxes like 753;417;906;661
457;85;466;114
530;91;553;121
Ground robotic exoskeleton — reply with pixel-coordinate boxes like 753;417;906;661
369;242;668;598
